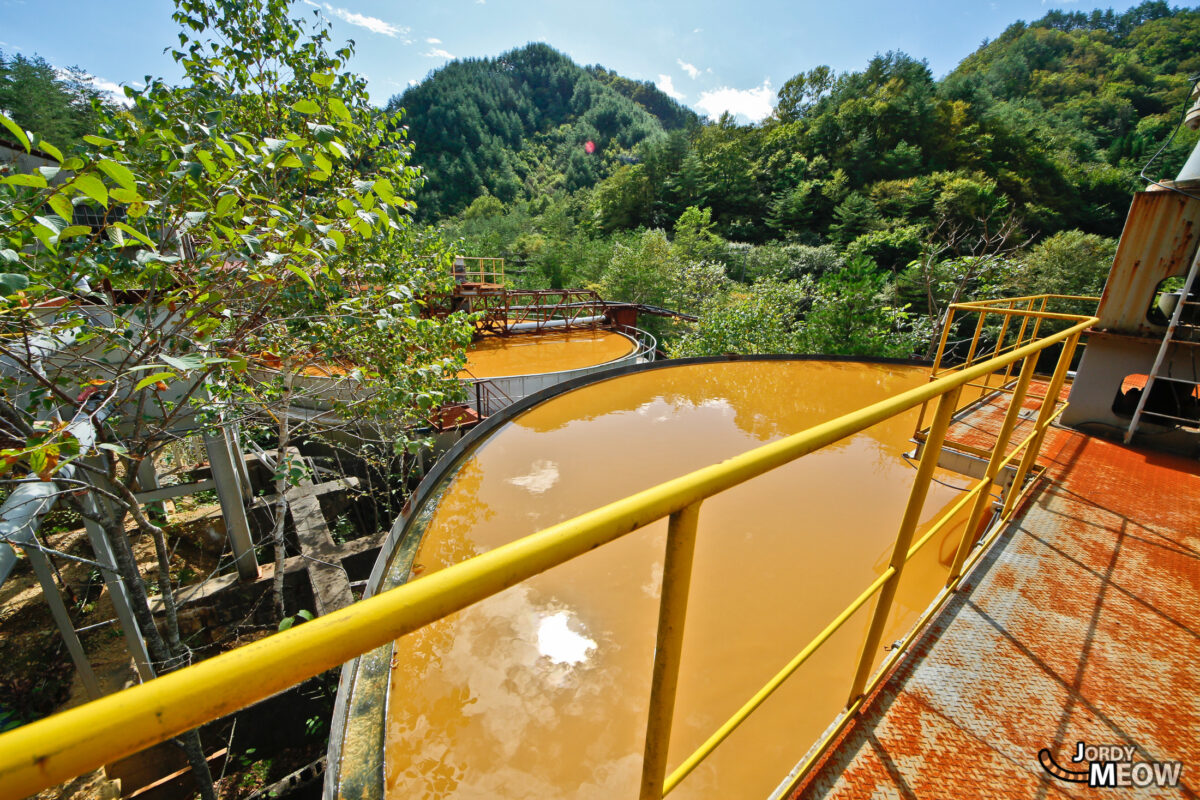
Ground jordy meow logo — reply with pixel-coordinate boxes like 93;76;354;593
1039;741;1183;788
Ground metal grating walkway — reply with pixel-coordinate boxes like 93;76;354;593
792;427;1200;798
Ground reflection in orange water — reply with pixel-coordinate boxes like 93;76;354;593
383;361;972;799
459;330;635;379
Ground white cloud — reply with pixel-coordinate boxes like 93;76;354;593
54;67;133;107
677;59;700;79
692;27;702;33
408;79;419;87
322;4;407;37
656;74;684;101
426;37;442;44
423;48;455;59
695;80;775;123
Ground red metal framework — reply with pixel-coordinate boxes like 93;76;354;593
455;288;608;335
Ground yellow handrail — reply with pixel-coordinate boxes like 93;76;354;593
454;255;506;284
0;315;1096;800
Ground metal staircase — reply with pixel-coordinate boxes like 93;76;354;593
1125;247;1200;443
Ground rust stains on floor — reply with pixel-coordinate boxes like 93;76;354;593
938;378;1072;458
791;426;1200;799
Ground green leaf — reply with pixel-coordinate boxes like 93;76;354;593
196;150;217;175
2;174;47;189
161;353;205;372
48;194;74;221
97;159;136;191
0;273;30;296
327;230;345;251
72;174;109;208
82;134;116;147
373;178;395;201
110;187;140;204
0;112;30;152
313;151;331;175
34;215;64;234
134;371;177;392
286;264;316;290
215;194;238;216
292;99;320;114
327;141;349;160
58;225;93;240
113;222;155;248
97;443;128;455
33;138;63;163
312;72;335;88
328;97;351;123
276;154;302;169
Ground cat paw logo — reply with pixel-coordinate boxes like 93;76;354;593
1039;741;1183;788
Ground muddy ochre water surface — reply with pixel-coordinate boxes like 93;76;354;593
383;361;972;799
460;329;636;379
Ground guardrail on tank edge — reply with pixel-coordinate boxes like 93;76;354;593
914;294;1100;437
0;313;1096;800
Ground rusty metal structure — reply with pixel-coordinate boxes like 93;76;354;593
1062;188;1200;450
458;288;609;335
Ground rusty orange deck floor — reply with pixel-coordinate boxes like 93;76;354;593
791;426;1199;799
936;378;1072;458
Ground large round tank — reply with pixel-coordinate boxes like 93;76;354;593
461;327;651;413
327;357;971;800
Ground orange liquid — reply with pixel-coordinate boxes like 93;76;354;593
382;361;971;799
460;330;636;379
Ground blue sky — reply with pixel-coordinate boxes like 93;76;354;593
0;0;1157;122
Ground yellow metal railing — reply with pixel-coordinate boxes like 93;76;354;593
915;294;1100;437
0;312;1096;800
453;255;505;285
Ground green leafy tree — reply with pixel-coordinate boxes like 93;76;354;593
1005;229;1117;297
799;258;929;357
0;2;470;795
670;278;813;357
671;205;727;263
0;53;111;149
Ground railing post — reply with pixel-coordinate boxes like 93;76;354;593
1001;298;1037;386
847;386;961;704
640;501;702;800
917;307;957;434
963;310;987;368
985;301;1016;391
1001;331;1082;518
946;353;1039;584
930;307;956;378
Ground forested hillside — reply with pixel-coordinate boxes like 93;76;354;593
430;2;1200;357
5;2;1197;360
0;52;113;149
388;43;697;219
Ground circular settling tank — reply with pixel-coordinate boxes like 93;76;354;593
459;328;647;412
329;358;973;800
462;329;638;379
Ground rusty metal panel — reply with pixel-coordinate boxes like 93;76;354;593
1097;190;1200;335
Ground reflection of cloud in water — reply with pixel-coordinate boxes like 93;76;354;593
507;459;560;494
537;611;596;666
387;585;623;797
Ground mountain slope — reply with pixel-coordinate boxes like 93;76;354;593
388;43;697;220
